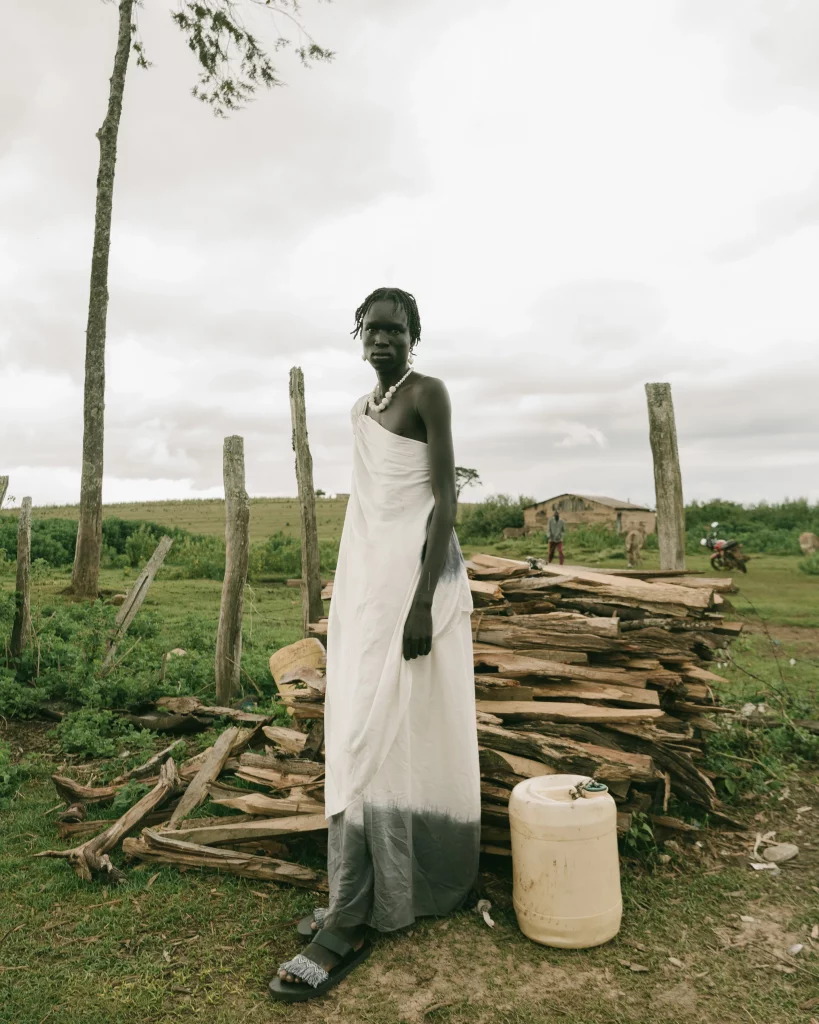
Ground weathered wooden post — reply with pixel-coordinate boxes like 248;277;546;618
0;476;8;508
10;496;32;657
215;435;250;705
289;368;324;636
645;382;686;571
102;534;173;671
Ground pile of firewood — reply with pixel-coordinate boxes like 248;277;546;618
38;555;743;886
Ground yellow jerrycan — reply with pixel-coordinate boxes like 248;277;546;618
509;774;622;948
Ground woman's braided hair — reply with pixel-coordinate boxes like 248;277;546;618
351;287;422;346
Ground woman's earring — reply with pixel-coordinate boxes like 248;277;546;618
361;354;367;362
408;351;416;366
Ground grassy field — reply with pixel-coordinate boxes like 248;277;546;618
0;497;351;544
1;507;818;1024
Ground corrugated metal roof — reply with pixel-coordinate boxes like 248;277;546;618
525;493;653;512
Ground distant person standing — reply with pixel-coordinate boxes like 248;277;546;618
547;507;566;565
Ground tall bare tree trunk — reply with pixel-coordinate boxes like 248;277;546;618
215;436;250;706
289;368;324;635
71;0;134;599
645;382;686;571
0;477;8;509
11;497;32;658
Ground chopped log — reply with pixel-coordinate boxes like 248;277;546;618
36;759;181;883
57;803;180;840
112;739;185;785
156;696;272;726
235;764;325;791
645;381;686;570
262;725;308;755
51;775;121;805
476;701;665;725
479;747;556;779
279;667;327;693
473;649;647;687
528;682;661;708
476;723;659;783
505;613;621;636
709;621;744;637
124;828;327;890
536;566;710;610
469;579;505;604
166;727;239;829
290;368;325;635
269;638;326;684
474;619;620;652
301;720;325;761
57;802;87;823
475;679;535;702
215;435;251;705
123;711;211;734
279;698;325;720
10;496;32;657
239;753;324;775
164;814;327;846
208;789;324;816
102;535;173;670
473;643;588;665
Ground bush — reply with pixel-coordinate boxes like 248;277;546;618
0;673;47;718
56;708;153;760
457;495;534;541
799;553;819;576
125;524;159;567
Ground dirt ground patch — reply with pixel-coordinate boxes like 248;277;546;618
742;622;819;659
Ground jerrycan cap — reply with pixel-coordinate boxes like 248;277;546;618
570;778;609;800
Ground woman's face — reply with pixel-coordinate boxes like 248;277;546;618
362;299;412;372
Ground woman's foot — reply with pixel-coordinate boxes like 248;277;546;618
279;925;367;985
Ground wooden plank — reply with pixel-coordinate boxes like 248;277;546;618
478;747;557;778
125;829;327;890
476;723;659;783
529;681;661;708
472;650;647;687
166;727;239;829
504;613;620;637
645;382;686;570
269;638;326;684
476;701;665;724
262;725;308;754
10;496;32;657
235;765;324;791
215;435;250;705
102;535;173;669
208;790;324;816
473;643;588;665
535;565;710;609
166;814;327;846
474;620;620;653
290;367;324;634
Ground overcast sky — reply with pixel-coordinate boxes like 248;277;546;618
2;0;818;509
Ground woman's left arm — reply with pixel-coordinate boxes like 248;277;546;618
402;378;459;661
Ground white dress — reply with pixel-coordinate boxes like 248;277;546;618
322;398;481;933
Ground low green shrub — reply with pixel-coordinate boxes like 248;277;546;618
0;673;47;718
799;553;819;576
457;494;535;541
56;708;154;760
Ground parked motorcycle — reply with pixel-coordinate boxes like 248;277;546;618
700;522;749;573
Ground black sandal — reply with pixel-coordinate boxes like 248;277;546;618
296;907;328;939
269;930;372;1002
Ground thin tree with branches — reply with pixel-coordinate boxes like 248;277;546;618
71;0;334;598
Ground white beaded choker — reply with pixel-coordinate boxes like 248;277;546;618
368;368;412;413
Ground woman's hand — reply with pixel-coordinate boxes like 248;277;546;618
403;599;433;660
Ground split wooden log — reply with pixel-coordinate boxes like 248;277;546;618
262;725;308;755
10;496;32;657
473;643;589;666
124;828;327;890
102;535;173;670
164;814;327;847
51;775;121;805
476;701;665;725
166;727;239;829
155;696;272;726
239;753;324;775
57;803;180;840
269;638;326;684
533;565;711;610
112;739;185;785
207;789;325;816
36;759;181;882
234;764;325;791
476;723;659;783
474;619;621;653
473;649;647;687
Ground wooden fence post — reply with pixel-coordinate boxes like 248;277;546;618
102;535;173;671
215;435;250;706
0;476;8;508
289;368;324;636
10;496;32;657
645;382;686;571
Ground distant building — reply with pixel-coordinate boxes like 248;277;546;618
524;494;655;535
